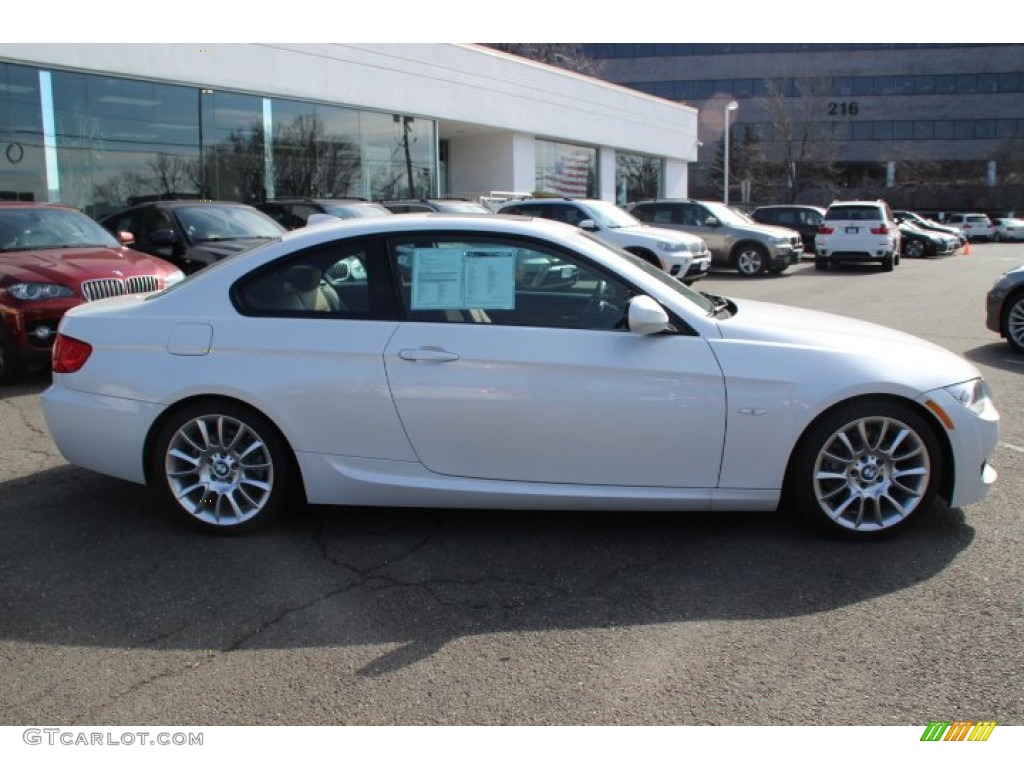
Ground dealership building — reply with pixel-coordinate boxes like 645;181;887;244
0;44;699;217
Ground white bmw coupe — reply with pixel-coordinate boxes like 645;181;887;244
42;214;999;539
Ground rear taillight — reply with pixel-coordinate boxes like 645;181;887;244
869;224;889;235
52;333;93;373
818;225;834;234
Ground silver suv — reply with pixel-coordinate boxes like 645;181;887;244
498;198;712;284
815;200;901;272
628;199;804;277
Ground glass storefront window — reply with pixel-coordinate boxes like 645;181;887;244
50;71;200;218
363;112;436;200
535;140;596;198
616;152;661;205
0;63;44;203
269;99;364;198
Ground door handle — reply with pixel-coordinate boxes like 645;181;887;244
398;347;460;363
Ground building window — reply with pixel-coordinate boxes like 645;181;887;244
0;62;45;204
616;152;661;205
535;140;596;198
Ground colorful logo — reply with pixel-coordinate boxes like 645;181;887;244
921;721;997;741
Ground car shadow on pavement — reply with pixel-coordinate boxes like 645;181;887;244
0;465;974;676
963;342;1024;374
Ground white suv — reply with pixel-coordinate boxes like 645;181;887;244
943;213;996;242
815;200;901;272
498;198;712;284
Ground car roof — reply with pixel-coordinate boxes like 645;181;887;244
0;201;77;211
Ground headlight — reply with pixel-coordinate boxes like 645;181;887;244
772;236;790;245
8;282;76;301
944;378;993;416
165;269;187;286
657;241;689;253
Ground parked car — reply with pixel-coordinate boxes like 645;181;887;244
381;199;492;214
0;202;184;383
255;198;392;229
749;204;826;253
897;221;958;258
991;217;1024;242
894;210;966;247
99;200;286;274
986;263;1024;353
815;200;902;271
498;198;711;283
942;213;995;242
42;214;998;540
628;199;803;276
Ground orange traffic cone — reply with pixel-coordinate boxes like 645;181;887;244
963;240;972;255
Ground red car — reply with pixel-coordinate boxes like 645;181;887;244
0;202;184;383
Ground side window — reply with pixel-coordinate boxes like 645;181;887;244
234;239;397;319
680;204;704;226
390;234;638;332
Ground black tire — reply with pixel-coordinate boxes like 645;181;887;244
149;400;295;534
733;244;768;277
0;338;27;385
1002;292;1024;353
882;252;894;271
787;399;943;539
904;239;925;258
992;231;1002;242
814;256;828;271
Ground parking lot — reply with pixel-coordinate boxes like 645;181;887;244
1;243;1022;726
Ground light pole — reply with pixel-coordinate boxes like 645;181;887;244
723;100;738;205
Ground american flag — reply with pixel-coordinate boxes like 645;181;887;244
543;153;591;197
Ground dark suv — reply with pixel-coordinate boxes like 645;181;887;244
255;198;392;229
100;200;285;274
749;205;826;254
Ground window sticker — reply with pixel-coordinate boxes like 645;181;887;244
410;247;516;310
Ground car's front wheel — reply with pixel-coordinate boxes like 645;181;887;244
788;399;942;539
1002;292;1024;353
904;239;925;258
734;244;768;277
150;400;295;533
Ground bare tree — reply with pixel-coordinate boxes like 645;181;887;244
273;114;362;197
149;153;196;196
484;44;600;76
757;76;840;203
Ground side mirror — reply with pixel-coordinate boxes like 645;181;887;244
149;229;180;246
628;295;672;336
705;216;720;228
117;231;135;246
578;219;599;232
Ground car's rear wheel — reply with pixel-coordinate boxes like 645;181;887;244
882;252;895;271
814;256;828;271
151;400;294;533
788;399;942;539
734;244;768;277
1003;292;1024;353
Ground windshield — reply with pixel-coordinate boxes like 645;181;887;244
697;201;754;227
0;206;120;253
176;205;285;242
435;202;492;213
324;203;392;218
578;200;643;229
575;229;716;314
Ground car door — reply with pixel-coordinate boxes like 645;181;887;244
382;232;727;488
